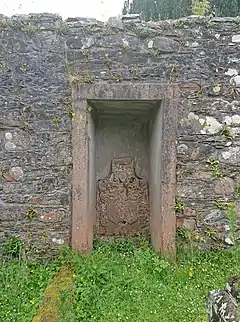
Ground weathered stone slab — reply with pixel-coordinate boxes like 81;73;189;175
207;276;240;322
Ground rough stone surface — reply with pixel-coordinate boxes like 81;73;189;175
214;178;236;198
96;157;149;236
0;13;240;256
182;218;196;231
3;167;24;182
207;276;240;322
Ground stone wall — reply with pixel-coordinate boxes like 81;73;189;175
0;13;240;256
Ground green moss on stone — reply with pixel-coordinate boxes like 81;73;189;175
32;267;75;322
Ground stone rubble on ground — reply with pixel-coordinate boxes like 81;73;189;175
207;276;240;322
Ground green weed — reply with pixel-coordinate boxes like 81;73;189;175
53;116;61;126
226;202;237;245
236;183;240;199
207;158;222;178
175;200;185;214
220;125;233;140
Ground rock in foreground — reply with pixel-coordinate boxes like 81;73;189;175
207;276;240;322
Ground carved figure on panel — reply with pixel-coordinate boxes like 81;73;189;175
96;156;149;236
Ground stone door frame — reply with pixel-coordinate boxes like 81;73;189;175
71;83;180;257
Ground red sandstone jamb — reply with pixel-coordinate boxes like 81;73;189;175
150;92;177;258
159;92;178;258
71;98;93;252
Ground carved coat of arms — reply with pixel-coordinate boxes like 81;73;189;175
96;157;149;236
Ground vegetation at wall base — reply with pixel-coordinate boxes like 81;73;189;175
0;238;239;321
0;258;59;322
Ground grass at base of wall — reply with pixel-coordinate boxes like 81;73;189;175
0;258;59;322
0;239;239;322
58;239;240;322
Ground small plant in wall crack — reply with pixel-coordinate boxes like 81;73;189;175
59;99;75;120
219;125;233;140
214;200;227;210
177;227;191;241
226;202;237;245
207;158;222;178
86;105;93;113
175;200;184;214
130;65;141;79
19;121;34;132
56;167;69;178
193;233;205;243
122;44;129;52
236;183;240;199
167;63;179;82
67;107;75;119
82;74;96;84
151;49;161;57
53;115;61;127
135;27;154;39
25;208;37;221
20;63;28;73
0;19;12;30
68;73;96;85
214;200;238;245
205;228;217;239
21;25;40;35
56;23;70;35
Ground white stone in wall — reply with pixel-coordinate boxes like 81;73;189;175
232;115;240;124
148;40;153;49
5;141;16;151
188;112;199;120
225;68;238;76
177;144;188;154
213;85;221;93
231;75;240;87
122;38;129;47
224;115;240;125
232;34;240;43
231;100;240;111
232;128;240;137
225;237;234;245
9;167;24;181
52;238;64;245
222;147;240;160
223;116;232;125
199;118;205;126
228;57;240;63
5;132;13;140
203;116;222;135
191;41;199;48
81;37;94;49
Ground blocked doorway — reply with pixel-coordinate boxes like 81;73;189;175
71;84;179;256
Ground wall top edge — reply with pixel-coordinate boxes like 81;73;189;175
0;12;239;30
